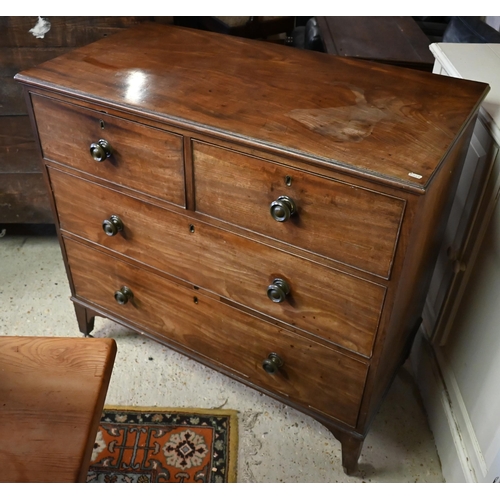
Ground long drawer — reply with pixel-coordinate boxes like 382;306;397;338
64;237;368;427
31;94;185;206
192;140;406;278
50;167;386;357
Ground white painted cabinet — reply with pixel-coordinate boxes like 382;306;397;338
411;43;500;483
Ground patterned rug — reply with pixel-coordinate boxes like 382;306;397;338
87;406;238;483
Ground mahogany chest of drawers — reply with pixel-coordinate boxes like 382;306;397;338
15;23;488;474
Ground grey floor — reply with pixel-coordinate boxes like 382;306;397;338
0;231;445;483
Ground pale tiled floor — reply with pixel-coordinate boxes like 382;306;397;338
0;231;445;483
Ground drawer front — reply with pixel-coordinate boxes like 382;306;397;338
51;168;386;356
193;141;406;278
65;237;368;427
31;94;185;206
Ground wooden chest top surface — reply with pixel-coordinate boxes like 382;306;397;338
15;23;489;190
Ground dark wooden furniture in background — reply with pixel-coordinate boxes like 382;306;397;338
174;16;295;41
0;16;171;225
16;24;488;474
0;336;116;482
316;16;435;71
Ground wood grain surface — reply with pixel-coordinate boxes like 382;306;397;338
15;22;490;474
0;116;40;173
32;94;185;207
0;115;53;222
15;23;489;188
1;16;172;224
0;17;154;48
65;237;368;427
193;140;406;278
0;48;70;116
0;173;53;223
0;336;116;482
50;167;386;356
316;17;434;70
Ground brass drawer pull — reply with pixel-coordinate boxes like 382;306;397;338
102;215;124;236
114;286;133;305
269;195;296;222
262;353;284;375
267;278;290;303
90;139;113;162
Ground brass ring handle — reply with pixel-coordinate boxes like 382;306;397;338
90;139;113;162
262;353;284;375
102;215;124;236
269;195;296;222
267;278;290;303
114;286;133;305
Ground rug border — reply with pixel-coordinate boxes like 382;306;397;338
101;405;239;483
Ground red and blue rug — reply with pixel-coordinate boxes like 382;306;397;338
87;406;238;483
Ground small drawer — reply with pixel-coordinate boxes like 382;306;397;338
50;168;386;357
193;141;406;278
31;94;185;206
65;237;368;427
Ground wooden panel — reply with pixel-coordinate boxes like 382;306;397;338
65;237;368;427
49;168;386;356
15;23;489;188
1;17;174;225
0;173;53;223
0;336;116;482
0;116;40;173
315;17;338;55
359;117;477;431
193;141;405;278
317;17;434;70
0;47;70;115
0;18;172;114
0;115;53;223
32;94;186;207
0;17;149;47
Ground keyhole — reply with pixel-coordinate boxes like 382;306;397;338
100;120;105;130
285;175;292;186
